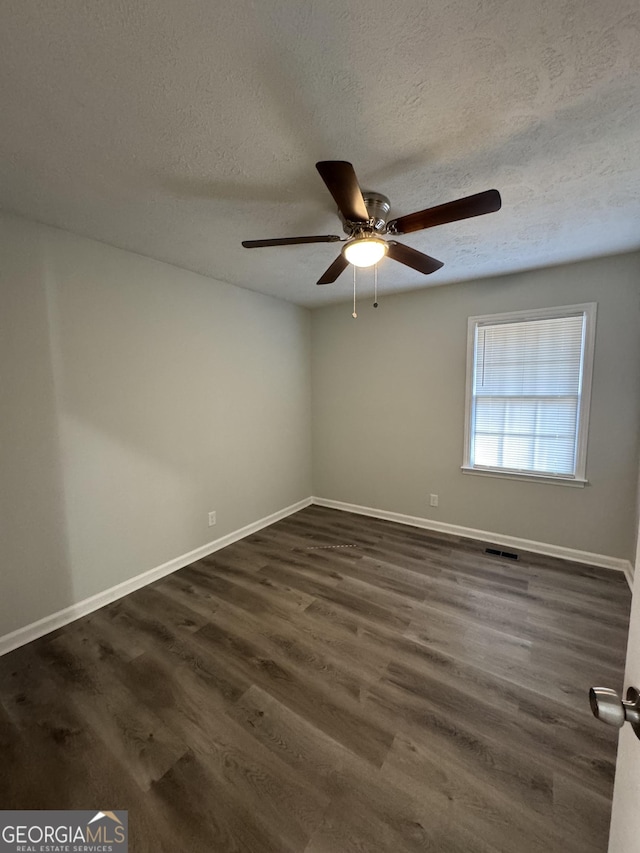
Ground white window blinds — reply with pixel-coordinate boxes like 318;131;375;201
466;306;595;480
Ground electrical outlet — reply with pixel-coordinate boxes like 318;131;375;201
429;494;439;507
208;511;216;526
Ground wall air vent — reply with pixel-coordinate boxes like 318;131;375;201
485;547;519;560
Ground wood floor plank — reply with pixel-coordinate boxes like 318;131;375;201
145;679;331;851
0;506;630;852
37;629;189;792
193;616;395;767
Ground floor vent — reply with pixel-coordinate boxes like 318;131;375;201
485;547;519;560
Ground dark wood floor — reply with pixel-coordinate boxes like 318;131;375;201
0;506;631;852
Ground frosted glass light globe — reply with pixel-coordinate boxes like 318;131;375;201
343;236;388;268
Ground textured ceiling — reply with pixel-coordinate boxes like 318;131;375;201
1;0;639;307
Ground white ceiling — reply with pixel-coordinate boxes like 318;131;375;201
1;1;639;307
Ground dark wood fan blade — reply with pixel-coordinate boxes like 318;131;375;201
242;235;342;248
317;254;349;285
387;189;501;235
386;241;444;275
316;161;369;223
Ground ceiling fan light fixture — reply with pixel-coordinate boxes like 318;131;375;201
342;235;388;268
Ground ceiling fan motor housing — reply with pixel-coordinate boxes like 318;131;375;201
340;191;391;235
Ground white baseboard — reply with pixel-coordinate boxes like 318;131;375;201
0;497;313;658
312;496;634;588
623;562;635;590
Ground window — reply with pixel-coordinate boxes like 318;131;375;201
463;303;596;485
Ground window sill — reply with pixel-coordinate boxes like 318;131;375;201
460;466;588;488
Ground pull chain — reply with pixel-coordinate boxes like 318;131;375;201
352;265;357;318
373;263;379;308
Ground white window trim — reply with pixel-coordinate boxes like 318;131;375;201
462;302;597;486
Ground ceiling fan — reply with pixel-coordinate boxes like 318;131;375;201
242;161;501;285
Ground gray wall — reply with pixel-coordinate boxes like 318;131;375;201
0;212;312;638
2;208;639;642
311;252;640;561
